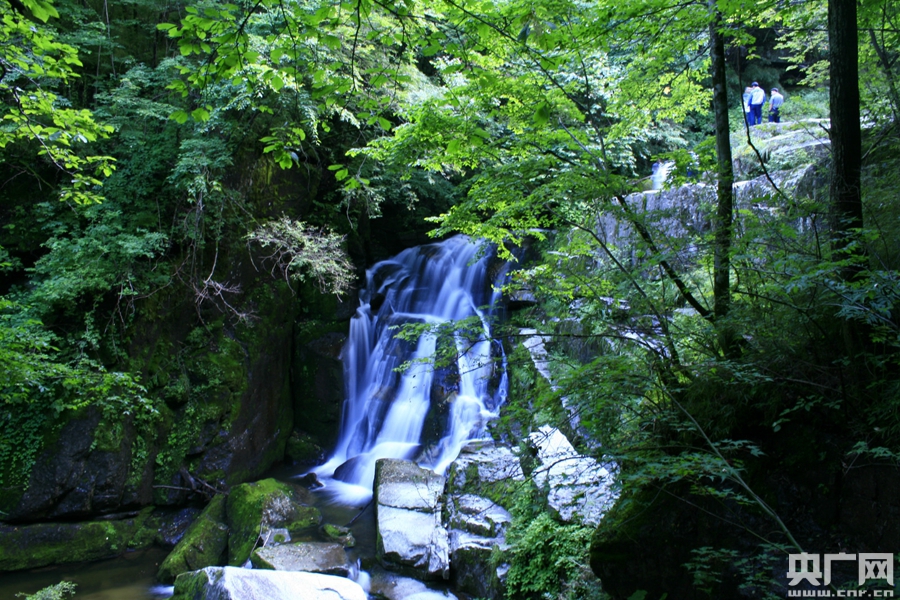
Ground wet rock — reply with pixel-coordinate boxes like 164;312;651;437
445;441;524;504
157;495;229;584
171;566;367;600
447;494;511;538
0;509;154;572
368;570;459;600
153;507;204;548
374;459;450;580
322;523;356;548
527;426;615;526
251;541;352;576
0;407;138;522
444;441;519;599
296;471;324;489
285;432;326;467
448;531;507;599
292;332;347;455
225;478;321;566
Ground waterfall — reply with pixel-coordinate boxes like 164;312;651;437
650;160;672;190
314;236;508;503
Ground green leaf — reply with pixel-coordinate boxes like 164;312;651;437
169;110;190;124
190;108;211;122
534;102;550;126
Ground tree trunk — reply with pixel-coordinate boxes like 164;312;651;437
828;0;863;275
709;5;733;321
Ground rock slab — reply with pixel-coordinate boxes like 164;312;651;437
251;541;352;577
527;426;615;526
171;566;367;600
444;441;520;599
374;458;450;580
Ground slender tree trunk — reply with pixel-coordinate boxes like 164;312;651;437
828;0;863;276
829;0;867;362
709;5;733;321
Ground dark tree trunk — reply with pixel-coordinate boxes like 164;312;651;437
828;0;863;274
709;5;734;321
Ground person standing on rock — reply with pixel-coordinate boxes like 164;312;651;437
749;82;766;126
768;88;784;123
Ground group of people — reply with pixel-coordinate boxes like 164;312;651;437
743;82;784;125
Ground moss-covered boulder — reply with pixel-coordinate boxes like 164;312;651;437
0;509;154;572
157;495;229;583
225;478;321;566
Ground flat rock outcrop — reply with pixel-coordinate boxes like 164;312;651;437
374;459;450;580
250;541;352;577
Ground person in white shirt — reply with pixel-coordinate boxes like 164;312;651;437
749;82;766;126
743;87;752;126
768;88;784;123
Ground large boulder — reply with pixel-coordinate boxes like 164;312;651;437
225;479;321;566
374;459;450;580
0;407;138;521
158;495;229;583
171;566;367;600
527;426;615;527
445;441;523;507
443;441;520;599
250;541;352;577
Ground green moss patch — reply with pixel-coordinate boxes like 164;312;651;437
0;509;154;572
157;495;229;583
225;478;321;566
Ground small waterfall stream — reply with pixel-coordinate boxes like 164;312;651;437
314;236;508;504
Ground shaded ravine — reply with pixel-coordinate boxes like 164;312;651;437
313;236;508;505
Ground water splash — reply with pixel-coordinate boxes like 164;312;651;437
313;236;508;502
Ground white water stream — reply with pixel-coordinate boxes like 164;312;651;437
313;236;508;504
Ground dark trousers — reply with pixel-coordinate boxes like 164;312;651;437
750;104;763;125
769;108;780;123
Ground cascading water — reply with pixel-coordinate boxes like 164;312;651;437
314;236;508;504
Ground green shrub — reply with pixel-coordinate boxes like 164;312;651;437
16;581;77;600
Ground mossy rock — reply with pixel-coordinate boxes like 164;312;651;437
225;478;321;566
157;495;229;584
284;431;324;465
321;523;356;548
0;510;153;572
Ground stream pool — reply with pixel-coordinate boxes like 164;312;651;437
0;547;173;599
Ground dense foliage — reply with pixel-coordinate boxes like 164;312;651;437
1;0;899;595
